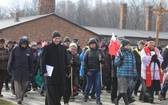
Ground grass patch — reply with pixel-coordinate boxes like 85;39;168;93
0;99;16;105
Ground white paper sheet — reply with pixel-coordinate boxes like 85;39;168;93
46;65;54;77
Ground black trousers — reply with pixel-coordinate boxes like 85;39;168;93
111;77;117;101
134;77;141;93
5;73;11;88
63;78;71;103
140;80;161;102
0;70;6;94
45;84;64;105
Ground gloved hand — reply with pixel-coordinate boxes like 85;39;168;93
151;54;157;62
120;56;124;61
99;59;105;64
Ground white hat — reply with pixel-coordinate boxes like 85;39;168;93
69;43;77;48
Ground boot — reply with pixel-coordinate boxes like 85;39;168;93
40;91;45;96
96;98;102;105
5;86;10;91
122;93;129;105
114;93;122;105
91;94;96;99
84;96;88;102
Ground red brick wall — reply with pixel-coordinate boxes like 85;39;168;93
0;15;98;48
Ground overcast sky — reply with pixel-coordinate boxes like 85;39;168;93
0;0;122;8
0;0;164;7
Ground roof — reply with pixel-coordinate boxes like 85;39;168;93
0;14;53;30
0;13;98;36
84;26;168;39
1;14;168;40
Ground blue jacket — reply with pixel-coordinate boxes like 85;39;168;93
114;48;137;78
79;51;85;76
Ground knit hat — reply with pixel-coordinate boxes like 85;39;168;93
69;43;77;48
121;39;130;47
88;38;97;45
73;38;78;42
7;41;13;44
63;37;71;43
37;41;42;45
117;36;125;41
30;42;37;47
146;36;154;42
0;38;5;44
13;41;18;44
52;31;61;38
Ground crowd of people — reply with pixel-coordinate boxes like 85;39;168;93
0;31;168;105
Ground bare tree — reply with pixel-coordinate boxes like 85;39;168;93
1;0;168;32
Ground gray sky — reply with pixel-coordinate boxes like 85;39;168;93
0;0;162;8
0;0;30;7
0;0;118;8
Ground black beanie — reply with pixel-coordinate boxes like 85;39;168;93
52;31;61;38
121;39;130;47
146;36;154;42
0;38;5;43
63;37;71;43
7;41;13;44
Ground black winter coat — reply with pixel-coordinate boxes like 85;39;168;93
132;48;142;77
40;42;68;84
162;46;168;70
109;55;117;78
7;37;33;81
66;50;80;75
84;48;105;72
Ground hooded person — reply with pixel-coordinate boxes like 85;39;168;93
100;41;111;92
83;38;105;105
140;36;163;103
8;36;33;104
36;41;42;53
40;31;69;105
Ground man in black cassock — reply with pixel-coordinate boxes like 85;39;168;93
40;31;68;105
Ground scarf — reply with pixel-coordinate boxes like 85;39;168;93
144;46;162;87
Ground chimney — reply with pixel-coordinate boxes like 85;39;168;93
39;0;55;15
145;6;153;31
14;12;20;22
119;3;127;29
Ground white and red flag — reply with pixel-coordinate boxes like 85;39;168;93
108;33;119;56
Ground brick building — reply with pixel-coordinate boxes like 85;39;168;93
0;0;99;48
0;1;168;47
0;13;98;47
